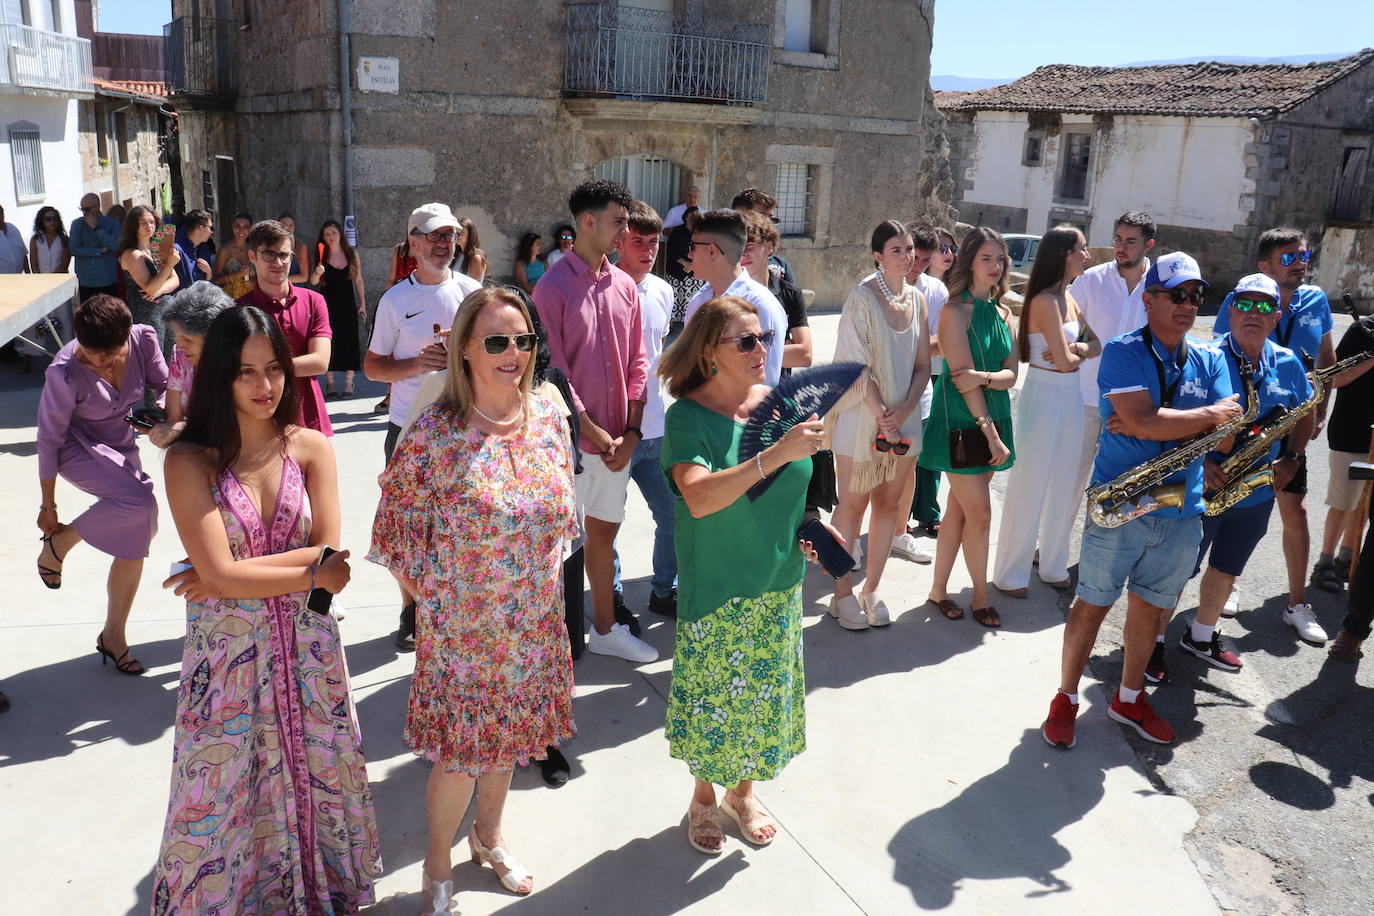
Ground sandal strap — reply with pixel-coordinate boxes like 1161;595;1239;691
725;793;774;837
486;845;531;889
688;800;723;840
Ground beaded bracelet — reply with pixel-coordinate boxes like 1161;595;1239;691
755;452;767;480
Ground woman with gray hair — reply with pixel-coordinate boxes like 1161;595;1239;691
149;280;233;448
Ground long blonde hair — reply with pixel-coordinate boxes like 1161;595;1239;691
658;295;757;398
440;287;537;417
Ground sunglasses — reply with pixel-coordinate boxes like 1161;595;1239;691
1233;297;1278;315
938;244;958;256
718;329;776;353
1152;287;1206;307
1278;250;1313;267
559;234;574;240
873;434;911;455
482;333;537;354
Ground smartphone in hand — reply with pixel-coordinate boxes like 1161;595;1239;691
306;547;338;614
797;519;856;579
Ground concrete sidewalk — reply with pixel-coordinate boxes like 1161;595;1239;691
0;314;1217;914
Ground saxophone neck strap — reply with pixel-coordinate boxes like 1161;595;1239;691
1141;325;1188;408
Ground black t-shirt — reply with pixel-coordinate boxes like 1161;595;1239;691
769;274;808;332
1327;322;1374;453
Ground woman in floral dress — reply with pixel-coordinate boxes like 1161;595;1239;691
155;306;379;914
658;295;836;854
370;287;578;914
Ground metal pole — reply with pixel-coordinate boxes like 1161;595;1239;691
339;0;355;246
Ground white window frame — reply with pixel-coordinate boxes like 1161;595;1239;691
9;124;45;201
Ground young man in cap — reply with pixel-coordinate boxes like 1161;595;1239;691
1043;252;1241;749
364;202;482;652
1212;228;1338;643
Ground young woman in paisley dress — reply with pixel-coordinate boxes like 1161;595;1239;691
153;306;380;914
370;287;579;914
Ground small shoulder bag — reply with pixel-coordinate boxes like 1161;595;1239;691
945;298;995;469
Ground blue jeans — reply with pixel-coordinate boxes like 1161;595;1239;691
612;436;678;597
1076;514;1203;609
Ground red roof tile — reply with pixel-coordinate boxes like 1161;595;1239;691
93;78;170;102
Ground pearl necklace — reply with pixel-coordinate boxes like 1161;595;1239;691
874;271;909;309
471;403;524;427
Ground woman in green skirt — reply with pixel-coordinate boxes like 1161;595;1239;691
659;294;835;854
920;227;1020;628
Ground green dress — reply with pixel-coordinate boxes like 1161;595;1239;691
921;291;1016;474
660;397;810;785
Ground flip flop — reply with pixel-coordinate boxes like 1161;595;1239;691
927;598;964;620
972;606;1002;629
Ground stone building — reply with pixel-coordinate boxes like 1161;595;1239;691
937;50;1374;300
164;0;953;308
77;79;172;213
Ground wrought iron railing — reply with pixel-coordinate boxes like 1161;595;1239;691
564;2;770;106
0;23;93;96
163;16;237;99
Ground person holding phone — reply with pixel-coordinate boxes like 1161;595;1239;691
658;295;835;855
155;305;379;911
117;205;180;362
35;294;167;676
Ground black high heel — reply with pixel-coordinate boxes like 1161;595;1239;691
96;633;145;676
37;534;64;590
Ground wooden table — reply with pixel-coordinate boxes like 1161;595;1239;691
0;273;77;354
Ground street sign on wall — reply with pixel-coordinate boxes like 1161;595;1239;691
357;57;399;93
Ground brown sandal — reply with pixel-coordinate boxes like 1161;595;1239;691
972;606;1002;628
927;598;964;620
1328;630;1364;662
686;800;724;855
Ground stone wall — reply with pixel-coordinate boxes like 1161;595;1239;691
77;100;169;212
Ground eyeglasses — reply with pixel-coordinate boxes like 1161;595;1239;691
769;216;781;225
938;245;958;256
1233;297;1279;315
1278;250;1313;267
873;434;911;455
718;329;775;353
558;234;574;241
689;240;717;253
1152;287;1206;307
482;333;537;354
413;229;458;244
254;249;292;264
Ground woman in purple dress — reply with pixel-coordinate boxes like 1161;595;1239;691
154;306;380;913
36;294;167;675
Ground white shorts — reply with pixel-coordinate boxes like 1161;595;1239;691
1326;449;1368;511
577;451;633;524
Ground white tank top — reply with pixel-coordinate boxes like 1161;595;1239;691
34;234;63;273
1028;320;1081;370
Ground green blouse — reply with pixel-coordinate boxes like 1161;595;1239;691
661;398;812;622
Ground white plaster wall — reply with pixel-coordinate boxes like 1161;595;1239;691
959;111;1253;242
0;94;84;240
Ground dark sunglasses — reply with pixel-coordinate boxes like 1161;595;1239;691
42;215;58;221
483;333;537;354
80;205;100;213
1153;287;1206;307
938;244;958;256
1233;297;1278;315
1278;250;1313;266
873;434;911;455
558;234;574;240
718;329;775;353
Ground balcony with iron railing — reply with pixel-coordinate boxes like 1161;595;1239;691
0;22;93;97
563;2;770;107
163;16;238;102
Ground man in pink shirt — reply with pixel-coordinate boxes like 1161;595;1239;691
533;179;655;664
237;220;333;435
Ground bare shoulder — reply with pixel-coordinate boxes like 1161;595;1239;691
165;440;217;480
286;425;331;465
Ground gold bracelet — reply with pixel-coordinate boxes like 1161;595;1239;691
975;415;994;429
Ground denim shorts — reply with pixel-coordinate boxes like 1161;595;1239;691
1076;513;1203;609
1195;499;1273;578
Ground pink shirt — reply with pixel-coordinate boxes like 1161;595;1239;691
237;284;334;436
532;250;647;453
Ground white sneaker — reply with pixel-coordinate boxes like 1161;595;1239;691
829;594;869;630
588;623;658;663
1283;604;1328;644
1221;586;1240;618
890;533;934;564
859;592;891;627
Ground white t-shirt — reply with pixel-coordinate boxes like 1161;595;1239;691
684;272;787;385
0;223;26;273
663;203;690;230
368;270;483;427
636;273;673;439
915;272;949;419
1068;258;1150;407
545;249;567;268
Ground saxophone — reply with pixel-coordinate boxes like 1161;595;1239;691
1087;367;1257;529
1204;347;1374;515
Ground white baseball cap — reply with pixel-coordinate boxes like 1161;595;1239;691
407;202;460;236
1145;251;1208;289
1231;273;1281;301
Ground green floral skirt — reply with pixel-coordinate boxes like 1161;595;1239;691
666;584;806;785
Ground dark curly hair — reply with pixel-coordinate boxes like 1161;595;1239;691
568;179;633;218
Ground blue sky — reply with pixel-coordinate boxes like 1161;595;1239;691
101;0;1371;79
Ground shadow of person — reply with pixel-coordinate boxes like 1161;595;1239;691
344;631;415;680
1257;653;1373;795
0;636;181;767
887;728;1111;910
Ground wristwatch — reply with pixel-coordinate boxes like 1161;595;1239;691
1280;450;1302;463
623;425;643;439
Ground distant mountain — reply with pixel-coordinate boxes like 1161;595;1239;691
1125;52;1353;67
931;74;1015;91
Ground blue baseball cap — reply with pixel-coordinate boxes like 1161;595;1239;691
1145;251;1208;290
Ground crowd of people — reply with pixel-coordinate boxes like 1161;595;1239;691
7;174;1374;913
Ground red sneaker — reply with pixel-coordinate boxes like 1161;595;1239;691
1179;632;1242;672
1041;691;1079;748
1108;692;1175;744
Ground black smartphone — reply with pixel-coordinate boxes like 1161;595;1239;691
797;519;856;579
306;547;338;614
126;407;167;430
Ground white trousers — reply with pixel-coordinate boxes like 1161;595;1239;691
993;369;1085;589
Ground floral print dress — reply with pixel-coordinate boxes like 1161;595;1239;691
369;395;579;775
152;454;380;915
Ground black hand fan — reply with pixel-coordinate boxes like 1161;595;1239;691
738;362;865;500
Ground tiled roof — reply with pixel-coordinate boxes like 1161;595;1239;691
93;78;170;102
934;49;1374;118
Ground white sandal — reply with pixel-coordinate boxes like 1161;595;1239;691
469;824;534;895
417;872;454;915
720;791;777;847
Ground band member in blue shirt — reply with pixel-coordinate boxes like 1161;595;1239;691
1043;252;1241;749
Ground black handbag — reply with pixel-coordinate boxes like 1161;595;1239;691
943;301;997;470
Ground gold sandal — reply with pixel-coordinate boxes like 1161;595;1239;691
468;824;533;895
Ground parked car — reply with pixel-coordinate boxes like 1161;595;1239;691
1004;233;1041;272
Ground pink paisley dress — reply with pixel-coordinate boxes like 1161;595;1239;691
152;453;380;915
369;395;579;775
